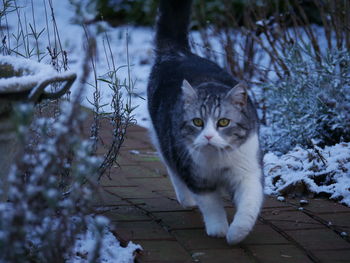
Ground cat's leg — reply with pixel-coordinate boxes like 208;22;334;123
226;134;264;245
148;124;196;208
226;177;263;244
194;191;229;237
166;167;196;208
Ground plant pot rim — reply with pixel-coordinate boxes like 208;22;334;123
0;55;75;94
0;55;76;101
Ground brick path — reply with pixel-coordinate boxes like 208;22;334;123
94;124;350;263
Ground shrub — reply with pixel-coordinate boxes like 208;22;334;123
0;102;103;263
0;0;136;261
262;45;350;153
93;0;324;27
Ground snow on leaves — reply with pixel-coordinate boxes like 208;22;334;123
264;142;350;206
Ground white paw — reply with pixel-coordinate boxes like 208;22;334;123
205;221;229;238
226;222;252;245
177;194;197;208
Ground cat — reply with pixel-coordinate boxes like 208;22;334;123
147;0;264;245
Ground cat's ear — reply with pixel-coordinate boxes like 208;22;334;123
226;82;248;108
181;79;197;101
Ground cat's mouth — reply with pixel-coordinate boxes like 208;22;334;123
192;141;230;151
200;142;223;150
204;143;217;148
200;143;234;152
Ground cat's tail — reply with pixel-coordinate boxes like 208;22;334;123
155;0;193;52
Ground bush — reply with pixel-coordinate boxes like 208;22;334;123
0;103;104;263
263;45;350;153
0;0;136;261
94;0;158;26
93;0;324;27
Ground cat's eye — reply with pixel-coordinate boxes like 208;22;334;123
217;118;230;127
192;118;204;127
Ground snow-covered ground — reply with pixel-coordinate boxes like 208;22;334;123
264;142;350;206
67;217;141;263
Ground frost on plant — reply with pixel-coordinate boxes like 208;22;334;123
0;101;106;262
0;0;138;262
263;45;350;153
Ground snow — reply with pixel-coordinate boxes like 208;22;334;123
299;199;309;205
0;55;75;93
68;219;141;263
129;150;140;155
340;232;348;237
264;142;350;206
277;196;285;202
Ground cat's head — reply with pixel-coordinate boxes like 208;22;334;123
180;79;249;152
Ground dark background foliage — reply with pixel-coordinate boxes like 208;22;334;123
95;0;326;27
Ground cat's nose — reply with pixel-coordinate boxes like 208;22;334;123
205;135;213;141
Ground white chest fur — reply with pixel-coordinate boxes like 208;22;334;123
190;132;262;184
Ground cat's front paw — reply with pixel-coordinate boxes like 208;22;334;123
205;221;229;238
226;222;251;245
177;194;197;208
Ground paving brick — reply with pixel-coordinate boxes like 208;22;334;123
172;229;230;250
285;228;350;250
99;175;136;187
260;209;324;230
120;136;152;149
93;206;120;214
129;198;191;212
153;211;204;230
128;177;173;191
90;189;130;206
316;212;350;229
105;187;162;199
242;224;290;245
288;198;350;214
101;205;151;222
138;160;166;171
263;196;294;209
311;248;350;263
127;152;161;164
153;190;178;199
113;221;173;241
260;207;299;218
126;124;148;133
126;133;152;145
247;244;314;263
117;165;165;179
190;248;251;263
137;240;192;262
115;156;142;167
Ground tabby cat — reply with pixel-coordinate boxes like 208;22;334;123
147;0;264;244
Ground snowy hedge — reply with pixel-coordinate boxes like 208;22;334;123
263;46;350;153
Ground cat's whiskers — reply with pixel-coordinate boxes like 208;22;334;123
188;144;202;161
